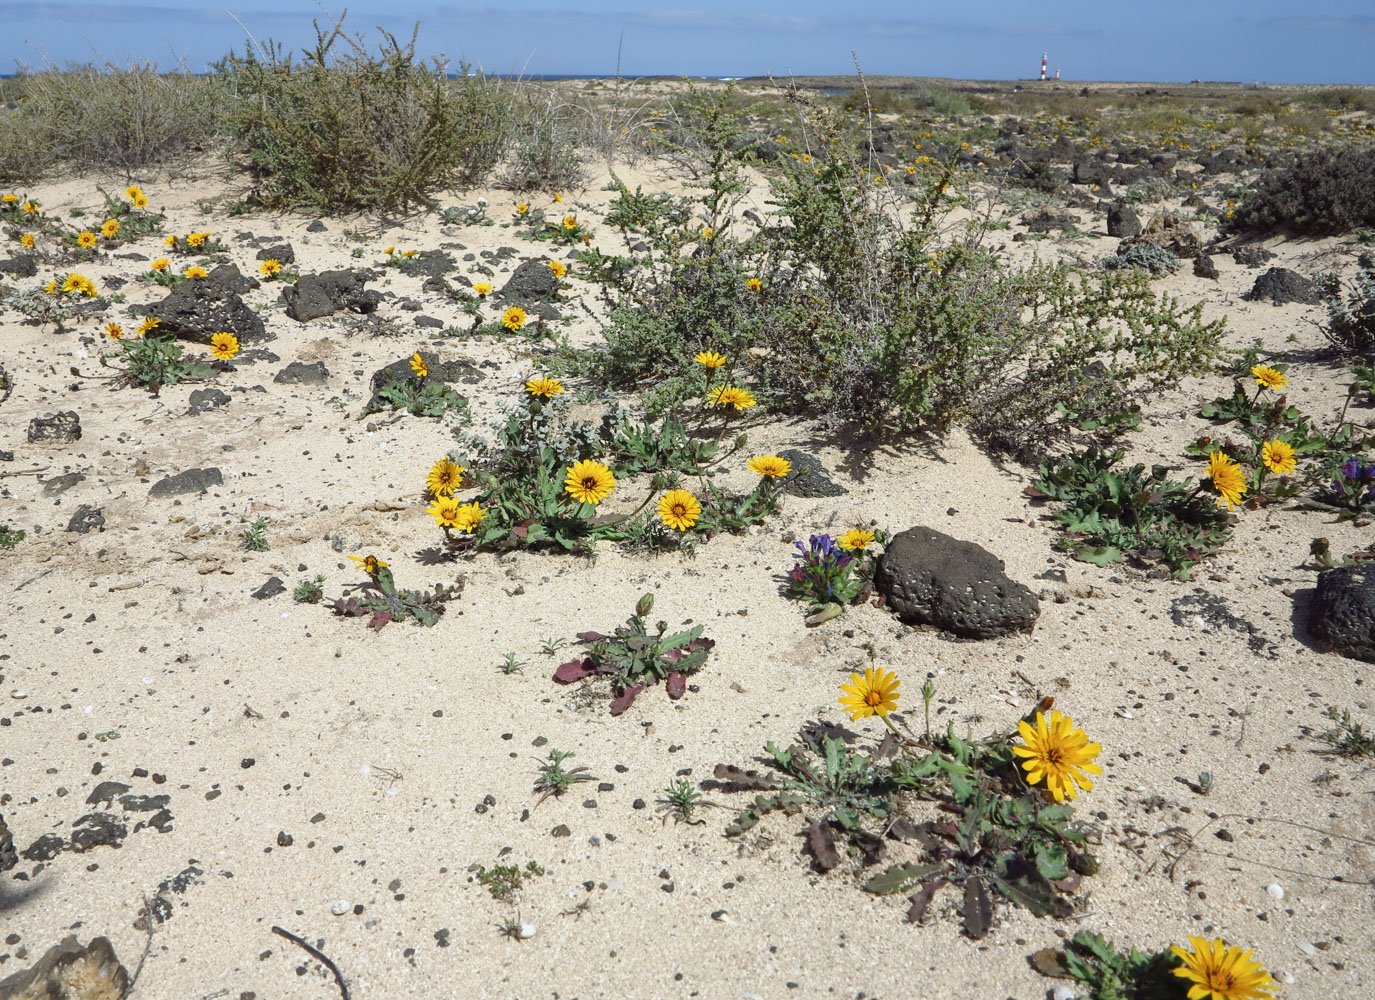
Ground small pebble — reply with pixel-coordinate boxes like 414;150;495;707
1266;883;1284;900
329;900;350;916
517;921;537;940
1052;987;1078;1000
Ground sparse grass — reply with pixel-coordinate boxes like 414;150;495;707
533;748;594;804
1317;707;1375;758
241;516;270;552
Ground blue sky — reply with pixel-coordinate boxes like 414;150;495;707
2;1;1372;83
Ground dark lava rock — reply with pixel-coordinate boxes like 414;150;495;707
69;812;126;853
0;936;129;1000
149;467;223;498
145;277;269;344
251;576;286;600
281;269;381;321
186;387;231;415
255;243;296;265
401;251;455;280
0;253;37;278
207;263;260;295
1107;204;1141;240
365;355;482;411
777;449;847;498
28;411;81;444
415;314;445;329
1072;158;1107;185
67;505;105;534
0;812;15;873
21;833;65;862
1231;246;1275;269
274;361;330;385
498;258;561;301
306;219;328;233
42;471;85;497
875;526;1040;639
86;781;131;807
1244;267;1320;306
1023;209;1079;233
1310;565;1375;662
1193;255;1219;279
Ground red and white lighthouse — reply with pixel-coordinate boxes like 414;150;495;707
1040;53;1047;81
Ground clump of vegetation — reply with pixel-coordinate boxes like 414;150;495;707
4;273;106;329
0;525;26;549
1324;266;1375;355
1100;242;1182;276
1224;146;1375;236
553;593;714;715
783;530;884;622
292;574;325;604
213;17;512;212
533;748;595;805
98;329;217;394
241;516;270;552
474;860;545;903
1315;706;1375;758
365;354;470;419
1031;931;1180;1000
330;555;463;629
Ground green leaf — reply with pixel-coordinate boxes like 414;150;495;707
862;862;946;896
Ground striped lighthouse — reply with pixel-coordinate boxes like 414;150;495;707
1040;53;1047;81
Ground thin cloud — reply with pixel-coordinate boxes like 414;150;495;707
1259;14;1375;31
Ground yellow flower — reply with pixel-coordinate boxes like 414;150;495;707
132;194;148;209
136;317;161;336
562;214;578;231
700;226;714;240
186;231;210;248
472;281;492;296
19;233;34;248
564;459;616;505
409;352;428;378
706;385;757;410
382;246;395;256
1206;451;1248;510
516;202;529;215
104;322;123;340
428;495;463;529
259;258;282;276
401;250;417;258
151;257;169;272
837;528;876;551
76;231;97;249
62;273;96;297
0;193;16;204
209;332;240;360
165;235;177;246
1012;710;1103;802
20;201;37;214
1251;365;1287;392
547;259;567;279
426;457;465;496
747;454;791;478
746;277;762;292
524;376;564;399
124;185;144;201
657;489;701;531
44;279;57;294
185;266;209;279
347;554;389;575
452;501;486;534
839;667;901;720
502;306;528;331
1169;937;1278;1000
694;351;727;368
553;192;563;203
1260;439;1296;476
100;219;119;239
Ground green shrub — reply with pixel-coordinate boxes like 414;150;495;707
1325;267;1375;355
495;90;588;191
1224;147;1375;236
1302;88;1375;112
212;18;513;211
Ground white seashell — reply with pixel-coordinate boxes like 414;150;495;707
1266;883;1284;900
517;921;536;939
1052;986;1080;1000
330;900;350;915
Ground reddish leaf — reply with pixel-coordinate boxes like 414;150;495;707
1023;484;1049;499
710;765;781;791
609;684;644;716
963;876;993;939
575;631;610;642
367;611;394;630
666;671;687;699
805;820;840;871
553;658;596;683
906;877;949;923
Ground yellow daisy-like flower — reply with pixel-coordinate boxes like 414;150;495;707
1169;937;1278;1000
151;257;170;272
700;226;714;241
706;385;757;410
382;246;395;256
209;331;240;360
76;231;98;249
347;554;389;575
564;459;616;505
426;457;465;496
1251;365;1287;392
409;352;428;378
1206;451;1248;510
165;234;178;246
104;322;123;340
837;528;876;551
747;454;791;478
694;350;727;368
524;376;564;399
553;193;563;203
100;219;120;239
428;495;463;529
561;214;578;231
516;202;529;215
185;231;210;248
185;266;209;279
746;277;762;292
401;250;417;258
21;200;38;214
451;501;486;534
259;258;282;276
839;667;901;720
132;194;149;209
136;317;161;336
1011;710;1103;803
472;281;492;296
62;273;96;297
124;185;144;201
502;306;527;332
1260;439;1296;476
19;233;34;248
657;489;701;531
547;259;567;279
44;278;57;294
0;193;16;204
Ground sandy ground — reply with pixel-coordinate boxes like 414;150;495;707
2;133;1373;1000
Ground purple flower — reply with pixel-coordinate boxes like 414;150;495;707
1341;458;1361;480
